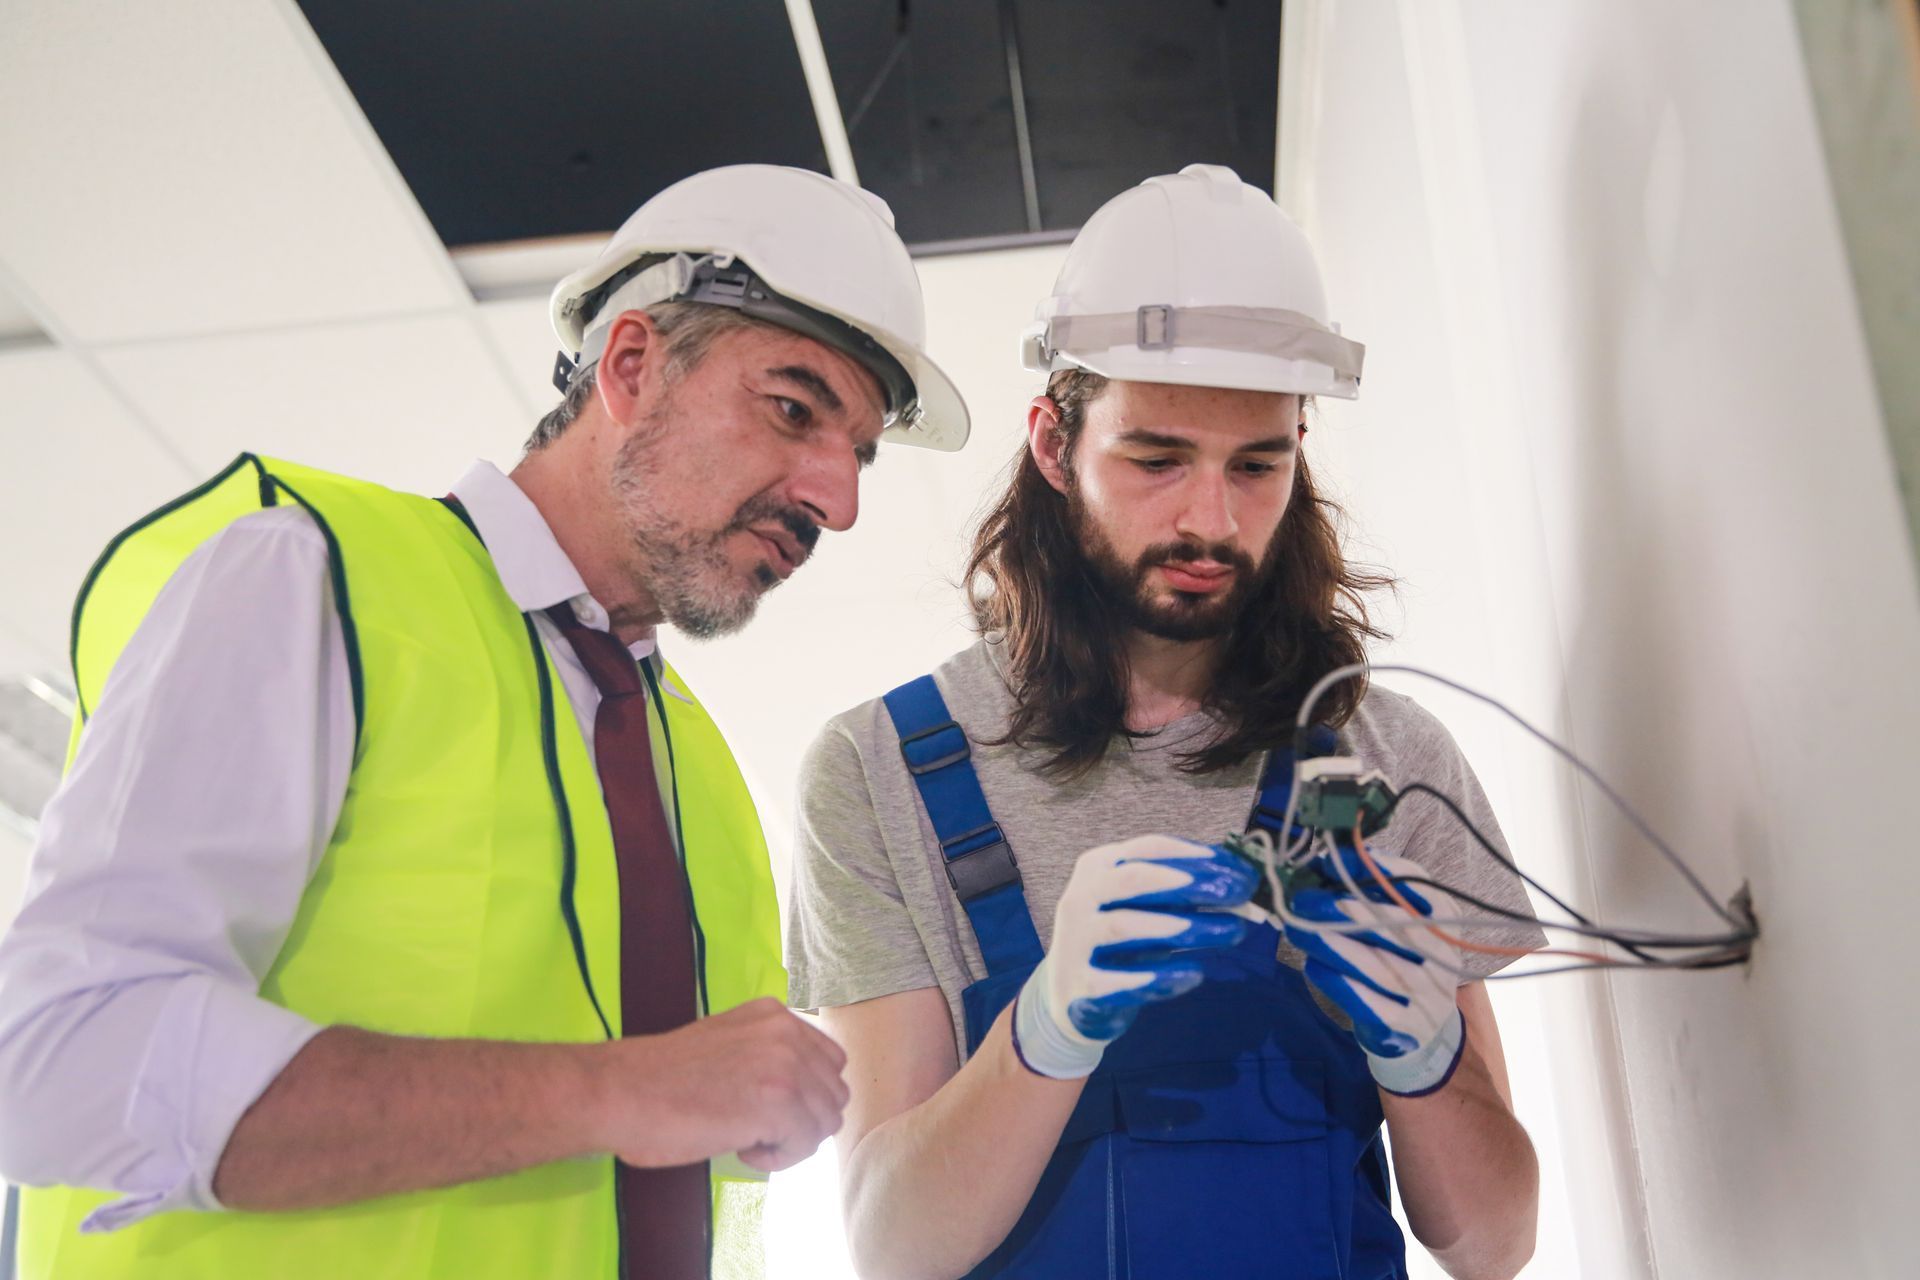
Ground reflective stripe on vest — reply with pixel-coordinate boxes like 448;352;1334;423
21;454;784;1280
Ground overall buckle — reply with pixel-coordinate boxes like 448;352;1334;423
941;823;1021;900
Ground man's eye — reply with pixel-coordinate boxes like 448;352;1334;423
1134;457;1176;473
773;396;812;426
1239;461;1277;476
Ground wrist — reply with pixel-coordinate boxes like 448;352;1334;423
571;1038;642;1160
1368;1007;1466;1098
1011;962;1105;1080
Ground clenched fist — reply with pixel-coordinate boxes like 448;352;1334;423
601;998;850;1172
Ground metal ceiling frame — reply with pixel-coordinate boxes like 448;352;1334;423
785;0;860;185
996;0;1044;234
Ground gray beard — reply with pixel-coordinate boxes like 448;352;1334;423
608;426;779;641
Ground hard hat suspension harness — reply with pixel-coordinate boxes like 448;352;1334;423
553;252;922;431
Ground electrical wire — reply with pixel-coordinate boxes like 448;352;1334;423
1396;877;1752;949
1482;952;1753;979
1385;782;1661;964
1234;796;1756;982
1295;662;1744;928
1350;821;1615;965
1325;828;1469;1006
1257;828;1490;986
1247;828;1569;942
1385;779;1756;956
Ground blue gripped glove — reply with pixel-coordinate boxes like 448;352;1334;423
1282;846;1469;1097
1012;835;1258;1079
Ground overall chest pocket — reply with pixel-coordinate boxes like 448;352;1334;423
1111;1056;1341;1280
977;1055;1344;1280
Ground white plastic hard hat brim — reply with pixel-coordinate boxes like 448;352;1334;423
1022;303;1362;399
1040;346;1361;399
880;343;969;452
1020;309;1363;400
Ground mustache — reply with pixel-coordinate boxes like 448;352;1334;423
727;495;821;557
1135;540;1256;575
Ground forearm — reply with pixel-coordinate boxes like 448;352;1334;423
213;1025;610;1211
1382;1036;1538;1280
841;1006;1083;1280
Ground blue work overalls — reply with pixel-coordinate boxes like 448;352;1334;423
885;676;1409;1280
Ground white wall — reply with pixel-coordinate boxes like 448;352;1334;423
1284;2;1920;1277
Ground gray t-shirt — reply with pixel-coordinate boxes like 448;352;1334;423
786;639;1545;1053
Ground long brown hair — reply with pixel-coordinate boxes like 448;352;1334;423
965;368;1394;778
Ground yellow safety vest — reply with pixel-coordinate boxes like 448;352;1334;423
18;455;785;1278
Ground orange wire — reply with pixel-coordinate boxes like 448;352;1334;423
1350;821;1610;964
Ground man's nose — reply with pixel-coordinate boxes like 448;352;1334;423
1174;472;1238;546
788;444;861;534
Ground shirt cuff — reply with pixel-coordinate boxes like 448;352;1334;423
81;976;322;1234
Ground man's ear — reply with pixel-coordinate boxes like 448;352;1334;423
1028;396;1070;495
593;310;661;423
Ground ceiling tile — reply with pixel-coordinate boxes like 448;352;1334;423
818;0;1028;243
1015;0;1281;227
296;0;830;247
0;0;465;346
98;314;536;497
0;349;198;674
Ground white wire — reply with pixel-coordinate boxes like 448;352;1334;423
1295;662;1743;928
1237;808;1748;989
1236;828;1750;979
1322;829;1463;1003
1248;828;1492;986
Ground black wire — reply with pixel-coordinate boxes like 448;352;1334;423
1383;781;1663;963
1300;663;1741;926
1398;876;1753;951
1483;951;1752;980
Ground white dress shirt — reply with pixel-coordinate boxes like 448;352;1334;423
0;461;664;1232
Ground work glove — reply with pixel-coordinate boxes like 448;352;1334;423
1282;846;1468;1096
1013;835;1256;1079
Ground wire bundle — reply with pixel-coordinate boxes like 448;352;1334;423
1237;663;1760;981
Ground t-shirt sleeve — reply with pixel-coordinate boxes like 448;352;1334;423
1379;703;1547;981
784;719;942;1011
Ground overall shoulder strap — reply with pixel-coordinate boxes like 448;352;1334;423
882;675;1044;975
1248;746;1299;837
1247;724;1343;838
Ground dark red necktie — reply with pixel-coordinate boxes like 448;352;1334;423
545;604;707;1280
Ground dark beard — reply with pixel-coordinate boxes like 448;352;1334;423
1066;491;1268;642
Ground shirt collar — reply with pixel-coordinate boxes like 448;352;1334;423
449;460;657;660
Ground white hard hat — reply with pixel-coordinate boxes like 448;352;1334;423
1021;164;1363;399
551;164;969;451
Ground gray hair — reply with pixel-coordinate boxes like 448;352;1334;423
525;301;785;451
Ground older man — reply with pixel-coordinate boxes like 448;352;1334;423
0;165;967;1280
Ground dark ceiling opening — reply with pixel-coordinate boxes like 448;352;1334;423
297;0;1280;251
